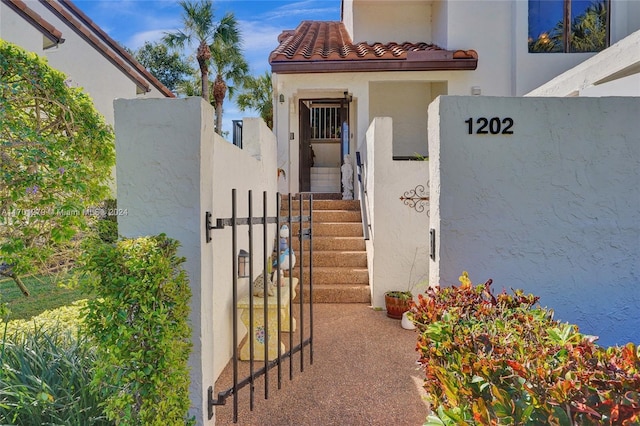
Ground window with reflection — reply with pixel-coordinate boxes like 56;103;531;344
528;0;610;53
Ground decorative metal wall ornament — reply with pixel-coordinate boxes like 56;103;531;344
400;184;430;214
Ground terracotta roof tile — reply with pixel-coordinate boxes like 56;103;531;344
270;21;478;73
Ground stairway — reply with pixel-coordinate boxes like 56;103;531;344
280;194;371;304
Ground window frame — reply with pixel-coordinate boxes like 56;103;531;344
528;0;611;54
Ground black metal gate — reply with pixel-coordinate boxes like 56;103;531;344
205;190;314;423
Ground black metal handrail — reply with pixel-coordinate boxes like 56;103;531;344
355;152;371;241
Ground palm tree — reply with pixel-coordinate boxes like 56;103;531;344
210;13;248;135
163;0;217;103
237;71;273;129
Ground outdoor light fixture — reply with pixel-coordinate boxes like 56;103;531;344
238;249;249;278
279;94;285;103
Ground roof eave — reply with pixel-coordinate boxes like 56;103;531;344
38;0;175;98
2;0;64;46
58;0;175;98
270;59;478;74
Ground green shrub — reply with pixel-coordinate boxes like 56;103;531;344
412;272;640;425
81;234;193;425
1;39;115;309
0;298;86;337
93;199;118;244
0;40;115;280
0;325;107;425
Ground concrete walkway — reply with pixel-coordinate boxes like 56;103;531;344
214;304;429;425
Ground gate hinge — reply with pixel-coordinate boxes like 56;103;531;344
205;212;226;243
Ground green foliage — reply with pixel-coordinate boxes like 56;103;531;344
0;40;115;282
0;298;86;337
210;12;248;135
0;312;107;425
385;290;413;301
133;41;192;92
81;235;193;425
413;272;640;425
237;71;273;129
93;199;119;244
164;0;218;103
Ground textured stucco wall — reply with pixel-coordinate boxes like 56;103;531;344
1;1;43;53
115;97;214;424
351;0;433;44
369;81;431;158
359;117;430;307
115;98;277;425
429;96;640;347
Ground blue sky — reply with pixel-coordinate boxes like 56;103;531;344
73;0;342;133
74;0;341;75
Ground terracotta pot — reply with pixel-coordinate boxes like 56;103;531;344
385;293;411;319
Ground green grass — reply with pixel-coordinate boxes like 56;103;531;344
0;273;92;321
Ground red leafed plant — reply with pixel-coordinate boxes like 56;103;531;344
410;272;640;425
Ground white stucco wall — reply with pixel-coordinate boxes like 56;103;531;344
350;0;433;43
359;117;430;307
369;81;430;158
115;97;215;425
1;2;44;53
115;98;277;425
208;117;279;382
578;74;640;97
428;95;640;347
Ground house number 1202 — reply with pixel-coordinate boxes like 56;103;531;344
465;117;514;135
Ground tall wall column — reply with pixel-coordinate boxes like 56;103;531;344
115;97;215;425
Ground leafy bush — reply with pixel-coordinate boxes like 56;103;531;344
0;312;107;425
92;199;118;244
0;298;86;337
81;234;192;425
0;40;114;286
412;272;640;425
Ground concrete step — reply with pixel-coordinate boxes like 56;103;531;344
312;210;362;223
289;222;362;237
280;196;369;304
283;193;341;200
293;284;371;303
291;236;366;251
288;266;369;284
281;199;360;211
278;210;362;224
292;251;368;267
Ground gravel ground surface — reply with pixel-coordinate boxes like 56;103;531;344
214;303;429;425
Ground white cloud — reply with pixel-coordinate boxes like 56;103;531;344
126;29;172;50
261;1;339;21
238;20;283;74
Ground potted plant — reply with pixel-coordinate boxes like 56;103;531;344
384;290;413;319
384;248;427;321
